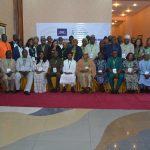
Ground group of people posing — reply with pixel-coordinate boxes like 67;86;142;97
0;33;150;95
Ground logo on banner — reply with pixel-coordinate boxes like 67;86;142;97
57;28;67;36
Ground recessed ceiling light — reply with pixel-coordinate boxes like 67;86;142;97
133;144;136;149
133;3;138;7
113;2;120;7
126;9;132;13
121;13;126;16
115;20;118;23
112;22;115;25
112;9;114;12
113;144;118;148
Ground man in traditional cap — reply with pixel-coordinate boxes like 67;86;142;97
76;51;96;93
85;35;99;60
121;34;134;59
37;36;51;59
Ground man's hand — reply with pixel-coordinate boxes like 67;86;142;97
6;72;12;77
20;71;29;76
144;74;150;79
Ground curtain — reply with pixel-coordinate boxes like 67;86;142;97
13;0;23;41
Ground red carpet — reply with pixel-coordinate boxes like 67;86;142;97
0;92;150;110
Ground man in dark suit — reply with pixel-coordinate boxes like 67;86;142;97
9;34;19;50
36;36;51;59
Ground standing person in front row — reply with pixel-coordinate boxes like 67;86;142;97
15;49;33;95
1;51;16;93
139;52;150;92
60;52;76;93
123;53;139;93
107;50;124;94
76;52;96;93
47;51;63;92
34;51;49;93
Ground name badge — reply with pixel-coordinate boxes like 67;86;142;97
145;71;149;75
89;53;94;59
85;66;89;70
38;67;43;72
32;57;35;62
7;68;11;73
113;68;117;74
128;68;133;73
53;68;57;73
98;70;102;73
122;53;126;59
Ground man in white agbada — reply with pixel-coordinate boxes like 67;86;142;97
15;49;33;95
60;52;76;92
85;35;99;60
34;51;49;93
121;34;134;59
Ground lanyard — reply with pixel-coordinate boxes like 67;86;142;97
6;59;11;68
112;58;117;68
90;44;94;52
39;60;44;67
68;60;72;69
41;45;45;51
54;59;58;65
22;58;26;66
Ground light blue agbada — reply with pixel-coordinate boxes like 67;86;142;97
139;59;150;86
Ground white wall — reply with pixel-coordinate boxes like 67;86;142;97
23;0;112;42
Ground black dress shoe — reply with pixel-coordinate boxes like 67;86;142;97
71;87;75;93
15;90;20;93
24;91;30;95
61;87;66;93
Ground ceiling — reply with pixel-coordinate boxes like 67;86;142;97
112;0;150;17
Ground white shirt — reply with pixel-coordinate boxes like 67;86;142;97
85;43;99;59
63;59;76;74
121;43;134;58
16;57;33;72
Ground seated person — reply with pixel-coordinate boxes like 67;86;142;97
123;53;139;93
139;52;150;92
76;52;96;93
60;52;76;93
94;52;107;91
1;51;16;92
107;50;124;94
15;49;33;95
34;51;49;93
46;51;63;92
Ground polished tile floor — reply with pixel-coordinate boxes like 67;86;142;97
0;107;150;150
